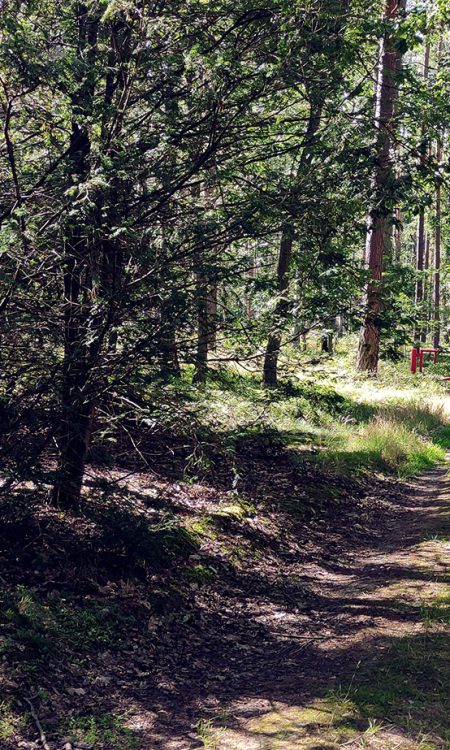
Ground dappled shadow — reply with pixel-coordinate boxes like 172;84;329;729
0;447;448;748
198;631;450;750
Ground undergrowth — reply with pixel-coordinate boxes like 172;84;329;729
171;344;450;481
1;339;449;750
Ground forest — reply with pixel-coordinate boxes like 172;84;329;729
0;0;449;748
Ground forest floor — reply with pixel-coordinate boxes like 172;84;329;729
1;349;449;750
188;464;450;750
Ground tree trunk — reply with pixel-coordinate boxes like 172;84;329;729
335;315;344;338
159;297;181;379
442;285;449;344
263;232;293;386
207;282;218;351
53;124;94;508
263;102;322;386
356;0;406;375
415;42;430;342
394;208;402;264
424;232;431;341
52;4;99;508
193;273;209;384
321;332;334;354
292;273;302;346
433;140;442;349
245;243;257;320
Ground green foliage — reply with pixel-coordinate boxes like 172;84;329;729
89;505;200;571
183;563;218;585
64;713;140;750
0;703;15;741
0;586;130;658
421;591;450;626
0;0;448;493
322;406;447;478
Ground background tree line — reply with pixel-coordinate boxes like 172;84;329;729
0;0;449;507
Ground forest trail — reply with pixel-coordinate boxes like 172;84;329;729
161;465;450;750
2;426;449;750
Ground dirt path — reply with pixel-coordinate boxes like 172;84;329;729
156;466;450;750
1;460;449;750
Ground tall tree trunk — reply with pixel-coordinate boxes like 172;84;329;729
292;273;303;346
192;178;215;384
424;232;431;341
416;207;427;342
245;243;257;320
415;42;430;342
158;221;181;379
442;285;449;344
263;103;322;386
53;127;94;508
356;0;406;375
433;139;442;349
52;4;99;508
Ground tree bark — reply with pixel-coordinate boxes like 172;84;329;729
356;0;406;375
263;102;322;386
394;208;402;264
263;232;293;386
207;282;218;351
159;298;181;379
415;42;430;342
53;127;94;508
433;139;442;349
193;272;209;384
52;4;99;508
423;232;431;340
335;315;344;338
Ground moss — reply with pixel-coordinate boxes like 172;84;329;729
246;701;359;747
190;514;218;539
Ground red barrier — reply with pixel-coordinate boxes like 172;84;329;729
410;347;419;373
419;348;439;373
410;347;439;374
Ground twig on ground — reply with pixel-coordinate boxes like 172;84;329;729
274;633;353;640
24;696;52;750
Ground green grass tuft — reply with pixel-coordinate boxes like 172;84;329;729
64;713;140;750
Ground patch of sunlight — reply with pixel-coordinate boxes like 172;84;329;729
0;702;15;741
201;699;360;750
200;692;448;750
337;382;450;418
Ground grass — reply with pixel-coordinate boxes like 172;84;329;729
109;336;450;487
160;338;450;482
421;591;450;626
63;713;140;750
322;413;447;478
183;562;218;584
0;703;16;741
185;349;450;481
0;585;133;664
200;620;450;749
2;337;449;749
348;631;450;749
